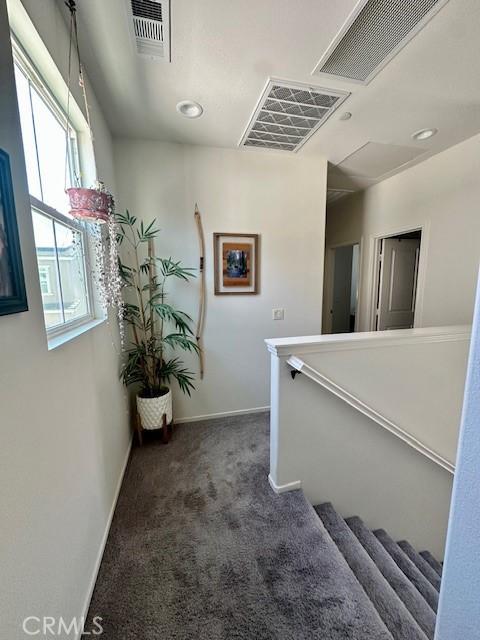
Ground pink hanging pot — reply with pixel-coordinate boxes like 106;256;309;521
66;187;112;224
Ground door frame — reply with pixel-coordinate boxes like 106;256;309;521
367;222;430;331
323;238;364;334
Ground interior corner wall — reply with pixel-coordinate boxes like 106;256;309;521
0;1;130;638
435;270;480;637
325;133;480;331
113;140;328;420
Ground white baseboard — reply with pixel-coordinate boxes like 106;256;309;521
175;406;270;424
76;435;133;640
268;474;302;494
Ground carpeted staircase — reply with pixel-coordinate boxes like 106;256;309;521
315;502;443;640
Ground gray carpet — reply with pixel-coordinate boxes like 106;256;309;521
397;541;441;591
84;413;393;639
346;516;436;639
373;529;439;613
419;551;442;577
315;503;428;640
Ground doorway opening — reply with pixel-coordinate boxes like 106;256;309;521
373;229;422;331
329;243;360;334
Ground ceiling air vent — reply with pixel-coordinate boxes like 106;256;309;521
129;0;170;61
313;0;450;84
240;79;349;153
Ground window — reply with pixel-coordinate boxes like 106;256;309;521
12;40;93;335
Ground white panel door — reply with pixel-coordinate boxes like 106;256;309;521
377;238;420;330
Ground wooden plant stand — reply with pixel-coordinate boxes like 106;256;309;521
135;411;172;446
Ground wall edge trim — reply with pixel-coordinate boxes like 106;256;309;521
76;436;133;640
268;474;302;494
174;406;270;424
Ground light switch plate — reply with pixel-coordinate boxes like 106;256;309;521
272;308;284;320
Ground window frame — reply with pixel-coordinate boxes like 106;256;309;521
12;37;97;338
12;38;82;194
30;195;95;338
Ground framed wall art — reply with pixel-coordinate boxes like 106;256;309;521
0;148;28;316
214;233;259;295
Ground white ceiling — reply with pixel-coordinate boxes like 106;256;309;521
60;0;480;189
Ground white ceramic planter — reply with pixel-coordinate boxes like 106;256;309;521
136;389;172;430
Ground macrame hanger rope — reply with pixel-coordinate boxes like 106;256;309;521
64;1;74;190
64;0;98;188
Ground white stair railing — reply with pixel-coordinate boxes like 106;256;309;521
266;325;470;557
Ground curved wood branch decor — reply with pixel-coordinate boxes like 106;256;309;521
194;204;206;378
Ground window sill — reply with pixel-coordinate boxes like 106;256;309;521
47;317;106;351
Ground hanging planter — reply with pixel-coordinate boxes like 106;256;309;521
64;2;113;227
67;186;112;223
62;1;124;341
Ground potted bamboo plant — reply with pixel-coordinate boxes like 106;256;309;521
117;211;198;435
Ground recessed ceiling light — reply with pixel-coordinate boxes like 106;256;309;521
340;112;352;121
176;100;203;119
412;128;438;141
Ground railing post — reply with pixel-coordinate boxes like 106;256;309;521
268;351;281;486
267;346;302;494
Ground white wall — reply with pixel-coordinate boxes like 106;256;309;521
301;333;469;466
114;140;327;420
0;1;130;637
326;133;480;331
435;272;480;638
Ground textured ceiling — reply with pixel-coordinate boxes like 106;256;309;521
58;0;480;189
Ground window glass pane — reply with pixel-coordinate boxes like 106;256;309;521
32;210;63;328
12;42;92;336
54;221;89;323
13;64;42;200
30;87;70;215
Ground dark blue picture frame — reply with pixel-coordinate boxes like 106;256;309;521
0;148;28;316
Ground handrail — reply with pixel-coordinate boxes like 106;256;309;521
267;325;470;357
287;355;455;475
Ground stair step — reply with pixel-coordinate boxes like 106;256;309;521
397;541;442;591
346;517;436;639
315;503;429;640
373;530;439;612
420;551;443;577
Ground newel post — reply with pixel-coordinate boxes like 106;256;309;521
265;340;302;494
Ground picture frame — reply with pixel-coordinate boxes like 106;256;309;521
0;148;28;316
214;233;259;295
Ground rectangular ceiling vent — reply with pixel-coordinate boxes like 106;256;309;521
130;0;170;61
313;0;450;84
240;79;349;153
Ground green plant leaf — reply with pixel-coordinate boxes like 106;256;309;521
157;257;196;280
118;258;135;285
150;301;194;335
163;333;200;353
161;357;196;396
